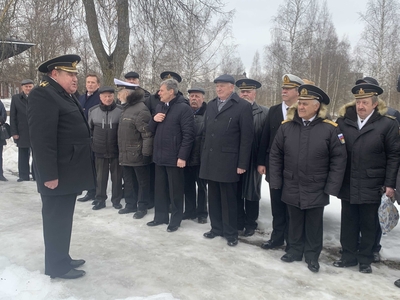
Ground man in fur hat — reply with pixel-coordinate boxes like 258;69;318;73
269;84;347;273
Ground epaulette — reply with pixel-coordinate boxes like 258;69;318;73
323;119;338;127
385;114;396;120
281;120;291;124
39;81;49;87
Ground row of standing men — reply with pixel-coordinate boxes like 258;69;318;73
19;53;400;281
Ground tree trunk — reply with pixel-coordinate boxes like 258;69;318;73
82;0;129;85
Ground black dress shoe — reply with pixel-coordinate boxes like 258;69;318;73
167;226;179;232
133;210;147;219
227;237;238;246
147;220;168;227
92;200;98;205
118;207;137;214
394;279;400;288
17;178;29;182
0;175;8;181
306;260;320;273
112;203;123;209
261;239;283;250
359;263;372;273
92;201;106;210
281;253;302;263
51;269;86;279
244;228;255;237
203;231;220;239
372;252;381;263
198;217;207;224
70;259;85;268
333;259;358;268
182;214;196;220
77;194;94;202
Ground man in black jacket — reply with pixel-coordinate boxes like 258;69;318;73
88;86;123;210
28;54;96;279
334;83;399;274
183;87;208;224
77;73;101;203
270;84;347;273
257;74;304;250
147;78;194;232
235;78;268;237
10;79;35;181
0;99;7;181
200;74;254;247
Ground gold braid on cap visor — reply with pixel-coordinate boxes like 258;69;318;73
354;88;378;99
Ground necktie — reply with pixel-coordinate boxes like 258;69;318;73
304;120;310;126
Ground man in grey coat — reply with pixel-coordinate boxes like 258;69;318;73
235;78;268;237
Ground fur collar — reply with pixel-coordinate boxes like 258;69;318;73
338;99;387;117
286;102;329;121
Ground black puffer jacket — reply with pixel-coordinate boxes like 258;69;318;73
269;104;347;209
187;102;207;166
118;91;153;166
88;102;122;158
337;100;399;204
148;94;194;167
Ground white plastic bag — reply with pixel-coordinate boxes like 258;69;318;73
378;194;399;235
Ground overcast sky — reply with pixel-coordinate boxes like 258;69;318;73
226;0;365;70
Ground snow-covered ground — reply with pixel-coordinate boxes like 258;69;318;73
1;140;400;300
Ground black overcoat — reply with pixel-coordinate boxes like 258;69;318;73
28;75;96;196
269;104;347;209
337;100;399;204
257;103;284;182
199;93;254;183
241;103;269;201
10;92;31;148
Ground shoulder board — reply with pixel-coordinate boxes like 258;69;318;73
281;120;291;124
385;114;396;120
323;119;338;127
39;81;49;87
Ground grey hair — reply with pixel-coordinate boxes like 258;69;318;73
161;78;178;95
372;95;379;104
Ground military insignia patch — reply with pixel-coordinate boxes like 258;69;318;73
39;81;49;87
338;133;345;144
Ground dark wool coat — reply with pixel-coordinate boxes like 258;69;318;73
269;104;347;209
28;75;96;196
88;102;123;158
187;102;207;167
118;93;153;166
78;89;101;120
0;100;6;146
337;100;399;204
148;94;194;167
241;103;269;201
257;103;285;182
199;93;254;183
10;92;31;148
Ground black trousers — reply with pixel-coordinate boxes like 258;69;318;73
269;188;289;244
94;157;122;203
340;200;380;264
41;193;77;277
18;147;33;180
237;177;259;230
208;180;238;239
154;165;184;228
184;165;208;219
287;204;324;261
123;165;150;211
